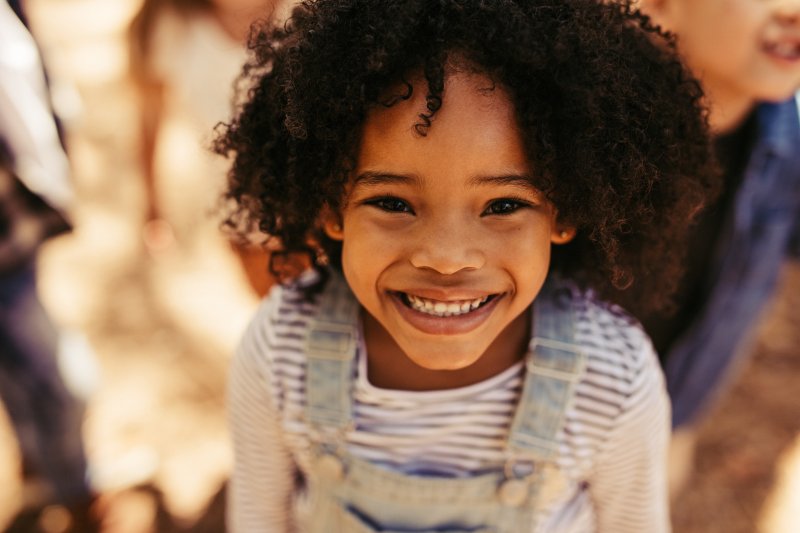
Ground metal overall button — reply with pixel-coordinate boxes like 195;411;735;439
497;478;529;507
315;453;345;482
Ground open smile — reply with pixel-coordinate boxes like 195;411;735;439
763;39;800;62
387;290;504;336
396;292;497;317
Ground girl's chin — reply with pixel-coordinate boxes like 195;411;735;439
405;353;483;372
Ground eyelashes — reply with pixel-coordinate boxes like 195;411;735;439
363;196;413;213
482;198;531;215
361;195;534;216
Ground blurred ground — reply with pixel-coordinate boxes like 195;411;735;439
0;0;798;532
671;263;800;533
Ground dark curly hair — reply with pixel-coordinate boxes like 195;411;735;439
214;0;718;316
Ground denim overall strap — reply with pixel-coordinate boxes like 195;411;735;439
304;273;360;430
508;279;585;461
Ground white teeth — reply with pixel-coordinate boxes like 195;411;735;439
405;294;490;317
767;41;800;59
776;43;796;57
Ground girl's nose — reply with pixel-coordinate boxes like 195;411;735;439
775;1;800;24
408;224;486;275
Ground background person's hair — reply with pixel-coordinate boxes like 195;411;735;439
215;0;718;316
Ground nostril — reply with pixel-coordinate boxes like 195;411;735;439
409;243;486;274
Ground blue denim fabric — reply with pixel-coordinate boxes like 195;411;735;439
508;287;585;460
665;94;800;428
305;273;359;429
0;262;91;504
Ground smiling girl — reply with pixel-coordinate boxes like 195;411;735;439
217;1;717;531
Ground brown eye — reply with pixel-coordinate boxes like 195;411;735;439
366;196;413;213
483;199;527;216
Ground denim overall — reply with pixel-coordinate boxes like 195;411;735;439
301;276;586;533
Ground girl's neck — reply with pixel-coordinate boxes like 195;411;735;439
701;79;757;135
362;309;530;391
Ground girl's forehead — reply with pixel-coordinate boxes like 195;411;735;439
366;71;518;139
355;71;531;187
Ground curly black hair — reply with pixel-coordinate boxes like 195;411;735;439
214;0;718;316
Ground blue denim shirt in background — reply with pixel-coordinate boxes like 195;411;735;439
665;93;800;429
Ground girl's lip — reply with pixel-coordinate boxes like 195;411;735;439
762;39;800;63
389;291;504;336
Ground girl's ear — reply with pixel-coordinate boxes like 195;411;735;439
551;224;577;245
320;206;344;241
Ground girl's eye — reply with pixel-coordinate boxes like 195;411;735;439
483;198;528;216
365;196;413;213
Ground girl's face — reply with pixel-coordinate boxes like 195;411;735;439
645;0;800;103
324;72;574;373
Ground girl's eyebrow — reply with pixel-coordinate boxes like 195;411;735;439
467;174;537;190
353;171;422;188
353;171;536;190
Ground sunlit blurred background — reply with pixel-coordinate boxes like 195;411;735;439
0;1;798;532
1;0;275;530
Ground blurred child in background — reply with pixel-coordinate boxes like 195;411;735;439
636;0;800;493
128;0;291;297
0;2;102;530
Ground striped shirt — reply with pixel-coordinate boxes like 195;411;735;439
228;277;671;532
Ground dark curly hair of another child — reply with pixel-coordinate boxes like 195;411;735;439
214;0;718;316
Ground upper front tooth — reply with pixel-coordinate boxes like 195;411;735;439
405;293;491;315
775;43;798;56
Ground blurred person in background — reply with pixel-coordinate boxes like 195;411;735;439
128;0;292;298
0;2;103;531
636;0;800;494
